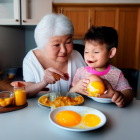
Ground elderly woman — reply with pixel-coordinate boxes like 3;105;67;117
23;13;86;97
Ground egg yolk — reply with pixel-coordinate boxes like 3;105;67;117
55;110;82;127
83;114;101;127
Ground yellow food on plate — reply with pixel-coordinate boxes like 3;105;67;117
55;110;101;128
56;110;82;127
0;97;13;107
39;95;84;108
83;114;101;127
39;95;51;106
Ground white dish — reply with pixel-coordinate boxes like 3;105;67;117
88;96;112;103
37;102;50;110
38;92;84;110
49;106;106;132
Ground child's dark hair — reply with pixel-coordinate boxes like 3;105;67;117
83;26;118;51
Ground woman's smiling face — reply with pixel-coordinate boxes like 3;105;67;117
84;41;110;69
44;34;73;63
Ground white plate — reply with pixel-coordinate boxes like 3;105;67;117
49;106;106;132
38;92;84;110
37;102;50;110
88;96;112;103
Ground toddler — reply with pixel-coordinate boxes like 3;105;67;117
70;26;134;107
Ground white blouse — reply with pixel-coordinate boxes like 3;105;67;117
23;49;86;92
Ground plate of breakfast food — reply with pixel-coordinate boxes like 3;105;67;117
38;92;84;110
49;106;106;132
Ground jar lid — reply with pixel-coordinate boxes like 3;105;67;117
11;81;25;87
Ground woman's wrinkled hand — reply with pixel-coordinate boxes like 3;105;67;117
73;79;90;96
99;79;125;107
43;67;69;84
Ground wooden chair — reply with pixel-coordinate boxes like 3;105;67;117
120;68;139;97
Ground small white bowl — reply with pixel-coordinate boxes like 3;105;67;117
88;96;112;103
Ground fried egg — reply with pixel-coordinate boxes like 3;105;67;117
55;110;101;129
55;110;81;127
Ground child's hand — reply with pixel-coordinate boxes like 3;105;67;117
99;79;125;107
73;79;90;96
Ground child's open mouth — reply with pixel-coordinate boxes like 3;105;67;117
87;60;94;63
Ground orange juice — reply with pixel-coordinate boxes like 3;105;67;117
14;87;26;106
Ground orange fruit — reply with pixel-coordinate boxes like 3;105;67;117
0;97;13;107
0;98;4;102
87;81;105;97
4;97;13;105
0;100;8;107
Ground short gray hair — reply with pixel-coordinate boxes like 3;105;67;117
34;13;74;49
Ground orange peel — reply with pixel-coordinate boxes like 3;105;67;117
53;73;60;81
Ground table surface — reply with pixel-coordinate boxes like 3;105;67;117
0;93;140;140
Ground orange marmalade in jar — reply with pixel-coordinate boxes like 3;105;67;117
11;81;26;106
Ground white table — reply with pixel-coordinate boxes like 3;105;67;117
0;94;140;140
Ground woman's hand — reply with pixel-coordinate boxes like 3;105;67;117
99;79;125;107
70;79;90;96
43;67;69;84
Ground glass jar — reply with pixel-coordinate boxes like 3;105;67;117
14;86;26;106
